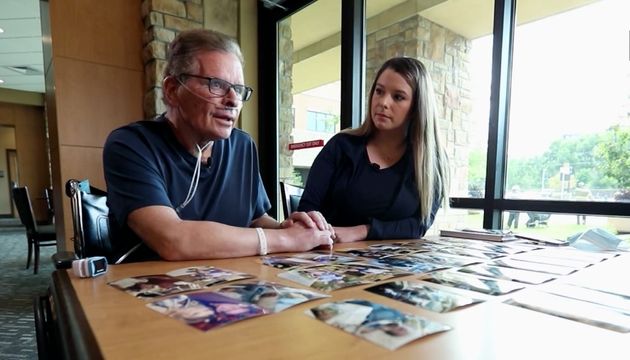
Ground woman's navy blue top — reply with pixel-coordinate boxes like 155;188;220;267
298;133;439;240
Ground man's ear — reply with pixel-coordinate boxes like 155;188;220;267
162;76;179;106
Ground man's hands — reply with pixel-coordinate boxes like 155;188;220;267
280;211;335;248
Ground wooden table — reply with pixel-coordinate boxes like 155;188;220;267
48;240;629;360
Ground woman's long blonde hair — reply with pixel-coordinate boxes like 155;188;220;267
344;57;450;223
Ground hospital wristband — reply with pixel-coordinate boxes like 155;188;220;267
255;227;268;256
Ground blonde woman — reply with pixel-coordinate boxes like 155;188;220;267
299;57;449;242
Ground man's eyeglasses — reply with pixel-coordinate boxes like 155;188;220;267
178;74;253;101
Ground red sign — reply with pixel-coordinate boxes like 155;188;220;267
288;140;324;150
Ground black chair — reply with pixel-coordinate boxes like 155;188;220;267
279;181;304;219
52;179;140;269
12;186;57;274
42;187;54;225
33;291;59;360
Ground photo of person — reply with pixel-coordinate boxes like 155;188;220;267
422;271;525;296
491;258;576;276
505;290;630;333
307;299;451;350
147;291;266;331
366;256;445;274
406;252;479;268
366;281;482;312
108;274;202;298
278;263;403;292
215;281;329;313
261;252;359;270
165;266;253;287
458;264;556;285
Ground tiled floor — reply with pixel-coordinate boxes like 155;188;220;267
0;227;56;359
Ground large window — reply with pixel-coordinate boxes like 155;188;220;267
259;0;630;239
306;110;337;133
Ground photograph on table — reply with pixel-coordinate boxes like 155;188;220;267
166;266;254;287
278;263;407;292
432;246;505;260
261;251;359;270
421;271;525;296
368;241;441;252
364;255;447;274
490;258;577;276
108;274;203;298
109;266;255;298
531;247;616;263
541;283;630;314
307;299;451;350
457;264;556;285
147;292;266;331
366;281;482;312
448;241;527;256
509;253;593;269
215;280;329;313
406;252;481;268
505;290;630;333
337;247;427;260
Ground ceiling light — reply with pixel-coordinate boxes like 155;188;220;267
0;79;4;84
0;28;4;33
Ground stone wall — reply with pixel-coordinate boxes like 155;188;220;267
366;14;472;205
141;0;204;117
278;19;295;184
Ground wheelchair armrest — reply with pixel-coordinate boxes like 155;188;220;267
52;251;78;269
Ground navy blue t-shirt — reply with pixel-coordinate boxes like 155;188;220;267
298;133;439;240
103;115;270;261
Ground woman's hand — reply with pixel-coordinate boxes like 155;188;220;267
332;225;369;243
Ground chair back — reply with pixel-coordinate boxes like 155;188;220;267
279;181;304;219
65;179;112;260
12;186;38;233
43;187;54;223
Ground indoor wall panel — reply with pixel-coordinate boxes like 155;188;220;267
49;0;143;70
0;102;49;221
46;0;144;248
55;57;143;147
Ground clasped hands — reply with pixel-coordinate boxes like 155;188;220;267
280;211;336;249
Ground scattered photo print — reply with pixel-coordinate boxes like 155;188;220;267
533;247;615;263
261;252;358;269
365;256;447;274
147;292;265;331
505;290;630;333
450;242;525;255
108;274;203;298
337;247;425;260
567;273;630;299
278;263;406;292
307;299;451;350
366;281;482;312
542;283;630;314
458;264;556;285
421;271;525;296
509;253;592;269
369;241;438;252
491;258;576;276
433;246;505;260
166;266;254;287
407;252;481;268
109;266;254;298
215;280;329;313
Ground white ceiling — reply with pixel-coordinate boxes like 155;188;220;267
0;0;45;94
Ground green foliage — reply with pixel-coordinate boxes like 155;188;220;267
595;125;630;189
469;126;630;193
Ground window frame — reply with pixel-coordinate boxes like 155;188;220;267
258;0;630;222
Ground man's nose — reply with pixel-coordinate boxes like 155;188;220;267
223;87;240;107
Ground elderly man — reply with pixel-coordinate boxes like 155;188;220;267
104;29;333;261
